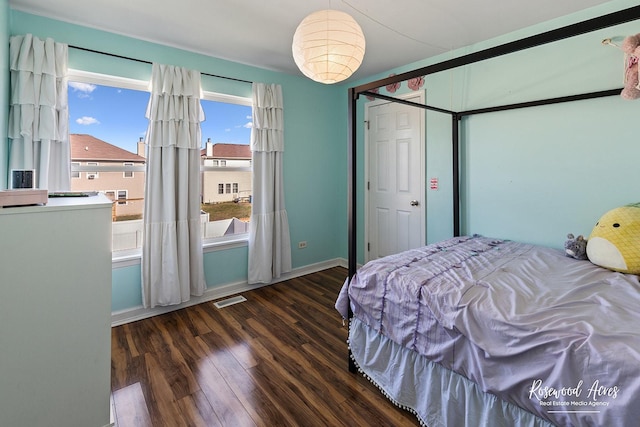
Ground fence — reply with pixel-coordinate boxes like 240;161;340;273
112;214;249;251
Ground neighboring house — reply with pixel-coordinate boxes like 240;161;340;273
70;135;251;249
70;134;146;219
201;139;252;204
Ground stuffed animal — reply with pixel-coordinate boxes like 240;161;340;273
564;233;588;260
621;33;640;100
586;203;640;275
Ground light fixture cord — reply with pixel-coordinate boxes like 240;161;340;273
340;0;448;51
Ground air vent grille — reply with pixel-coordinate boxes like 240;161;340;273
213;295;247;309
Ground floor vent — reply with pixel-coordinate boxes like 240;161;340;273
213;295;247;309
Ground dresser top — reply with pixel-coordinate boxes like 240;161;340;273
0;192;112;215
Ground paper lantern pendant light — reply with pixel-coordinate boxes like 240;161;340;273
292;9;366;84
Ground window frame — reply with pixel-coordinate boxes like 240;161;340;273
86;162;99;179
117;190;128;205
67;69;253;263
123;163;134;178
71;162;81;179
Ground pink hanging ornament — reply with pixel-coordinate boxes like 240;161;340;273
408;76;424;91
366;87;380;101
385;74;400;93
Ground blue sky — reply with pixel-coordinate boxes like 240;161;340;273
68;82;252;154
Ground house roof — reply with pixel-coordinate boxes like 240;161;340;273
70;134;145;162
202;143;251;159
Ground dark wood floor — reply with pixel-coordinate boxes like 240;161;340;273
111;267;419;426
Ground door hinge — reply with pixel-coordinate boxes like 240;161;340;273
367;181;370;190
367;242;370;251
364;120;370;130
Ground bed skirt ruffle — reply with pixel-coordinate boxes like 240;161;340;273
349;318;554;427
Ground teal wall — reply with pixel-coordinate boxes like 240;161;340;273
0;0;8;189
8;10;347;312
347;0;640;259
461;97;639;247
111;265;141;311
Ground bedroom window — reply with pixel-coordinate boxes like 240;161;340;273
68;70;252;256
199;93;252;243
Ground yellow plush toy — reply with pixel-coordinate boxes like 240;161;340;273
586;202;640;275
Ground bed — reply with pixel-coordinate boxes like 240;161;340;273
340;4;640;426
336;235;640;426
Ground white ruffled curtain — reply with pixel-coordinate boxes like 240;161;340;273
248;83;292;284
8;34;70;191
141;63;206;308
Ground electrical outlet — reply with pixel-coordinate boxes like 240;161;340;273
298;241;307;249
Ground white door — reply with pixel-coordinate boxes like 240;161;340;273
366;92;425;261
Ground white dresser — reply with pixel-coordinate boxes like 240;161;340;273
0;194;113;427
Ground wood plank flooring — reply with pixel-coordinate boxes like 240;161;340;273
111;267;419;426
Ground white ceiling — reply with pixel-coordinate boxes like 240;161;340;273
9;0;610;82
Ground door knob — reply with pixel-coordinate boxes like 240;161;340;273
410;200;419;206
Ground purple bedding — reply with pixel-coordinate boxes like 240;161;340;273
336;235;640;426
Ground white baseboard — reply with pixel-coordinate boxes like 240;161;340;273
111;258;348;326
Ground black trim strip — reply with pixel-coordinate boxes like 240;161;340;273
458;88;623;116
362;91;455;115
452;114;460;237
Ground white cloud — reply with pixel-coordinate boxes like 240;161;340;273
243;121;253;129
225;128;231;132
69;82;97;94
76;116;100;125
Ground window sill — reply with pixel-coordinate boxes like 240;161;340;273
203;233;249;253
112;249;142;268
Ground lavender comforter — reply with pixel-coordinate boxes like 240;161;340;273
336;236;640;427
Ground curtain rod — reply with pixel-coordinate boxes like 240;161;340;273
68;44;253;85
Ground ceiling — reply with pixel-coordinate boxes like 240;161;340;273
9;0;610;82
